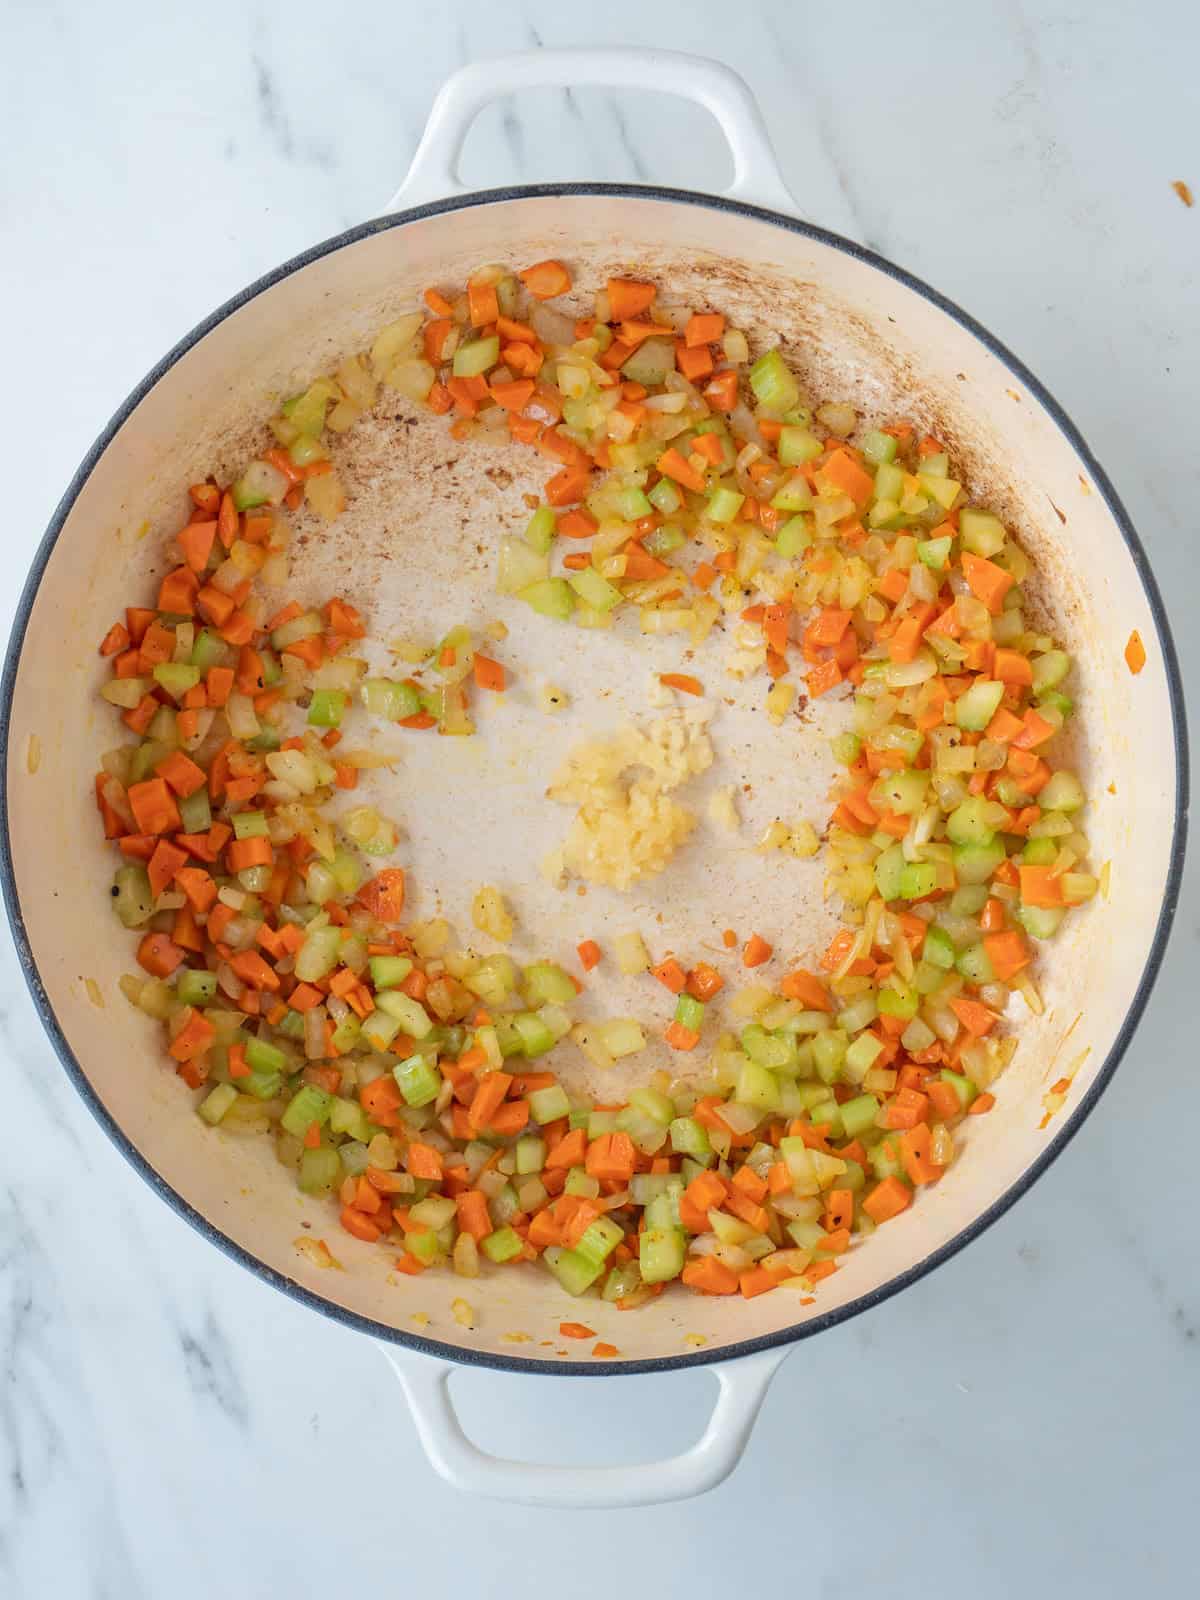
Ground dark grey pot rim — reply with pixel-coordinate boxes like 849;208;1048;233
1;182;1188;1377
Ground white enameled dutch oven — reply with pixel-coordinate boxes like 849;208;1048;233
1;50;1187;1508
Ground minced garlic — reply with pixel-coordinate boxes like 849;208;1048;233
546;710;714;890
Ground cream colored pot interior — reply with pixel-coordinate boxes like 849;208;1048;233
5;194;1178;1365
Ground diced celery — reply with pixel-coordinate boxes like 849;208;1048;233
191;628;231;671
845;1033;883;1078
924;925;957;970
952;839;1007;884
861;429;897;465
898;861;938;900
917;535;952;571
959;508;1007;557
778;427;823;465
918;474;961;511
480;1226;524;1264
955;679;1005;731
1038;771;1084;812
512;1012;556;1057
736;1060;780;1113
376;990;433;1038
621;337;676;387
1022;836;1058;865
669;1116;712;1163
524;505;557;553
877;984;918;1021
452;334;499;378
772;477;813;512
245;1036;287;1075
198;1083;238;1125
177;970;217;1007
547;1246;603;1294
873;461;904;503
361;1011;402;1051
518;578;575;619
178;787;212;833
329;1096;372;1142
869;1137;906;1182
516;1135;546;1175
567;567;621;612
748;348;801;413
840;1093;881;1138
1037;689;1074;721
307;689;346;728
939;1069;977;1112
775;515;812;557
407;1229;444;1266
298;1147;341;1194
639;1226;686;1284
241;1068;282;1100
231;810;269;840
674;993;705;1033
947;797;996;847
648;478;682;516
874;842;906;901
523;962;576;1006
330;1013;361;1054
153;662;201;699
956;943;995;983
587;1109;618;1139
1031;650;1070;693
295;926;342;983
393;1053;442;1108
1016;904;1066;939
528;1081;569;1120
871;768;928;814
112;865;154;929
644;525;685;557
576;1216;624;1267
742;1025;799;1074
281;1084;332;1138
369;954;413;990
812;1029;847;1082
707;485;745;524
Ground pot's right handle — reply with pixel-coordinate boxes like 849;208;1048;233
388;49;797;217
381;1344;788;1508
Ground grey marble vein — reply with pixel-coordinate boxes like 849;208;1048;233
179;1312;250;1428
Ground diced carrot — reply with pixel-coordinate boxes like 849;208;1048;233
1019;865;1065;908
357;868;406;922
664;1022;700;1051
681;1257;739;1295
520;260;571;300
685;962;724;1002
137;932;185;978
961;552;1014;614
816;448;874;507
863;1176;912;1223
778;968;832;1011
655;446;707;494
1125;629;1146;675
606;277;655;320
983;929;1030;982
577;939;601;972
968;1093;996;1115
949;997;997;1036
743;933;773;968
652;958;687;994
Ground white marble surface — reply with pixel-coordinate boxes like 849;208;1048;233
2;0;1199;1592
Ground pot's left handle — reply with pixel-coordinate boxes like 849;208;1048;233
380;1344;788;1508
388;49;796;216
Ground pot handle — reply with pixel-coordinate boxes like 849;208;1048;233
387;49;796;216
380;1343;789;1508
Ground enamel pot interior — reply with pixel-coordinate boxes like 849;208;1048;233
3;189;1183;1371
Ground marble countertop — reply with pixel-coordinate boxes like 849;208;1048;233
3;1;1198;1593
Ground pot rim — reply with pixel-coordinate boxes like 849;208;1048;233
1;182;1188;1377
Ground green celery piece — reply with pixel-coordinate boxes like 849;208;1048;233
576;1216;624;1267
152;662;200;699
393;1053;442;1108
939;1069;977;1112
177;786;212;834
281;1084;332;1138
873;842;906;901
668;1116;712;1163
955;942;995;983
198;1084;238;1125
244;1036;287;1075
518;578;575;620
307;689;346;728
772;478;813;513
375;990;433;1037
706;485;745;524
190;628;231;671
952;839;1007;884
748;348;800;413
298;1147;341;1193
775;515;812;556
512;1011;556;1056
177;970;217;1007
329;1096;372;1142
231;810;269;840
241;1068;282;1101
524;505;557;552
639;1226;686;1284
898;862;938;899
368;954;413;990
946;797;996;847
923;925;957;970
861;428;897;464
452;334;500;378
111;865;154;928
777;426;823;465
839;1094;881;1138
917;535;952;571
648;477;683;515
523;962;576;1006
547;1246;603;1294
567;567;621;612
674;993;705;1032
955;679;1005;731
